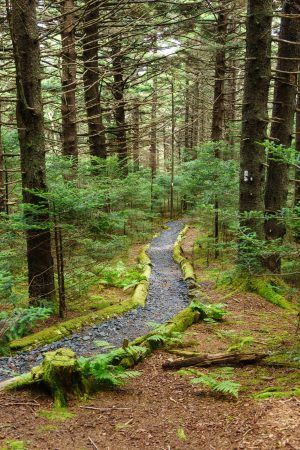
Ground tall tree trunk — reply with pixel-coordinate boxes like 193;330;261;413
61;0;78;161
264;1;300;272
239;0;272;241
82;0;106;159
8;0;55;304
211;7;227;258
0;101;6;213
150;71;158;176
111;41;128;175
132;100;140;171
295;83;300;207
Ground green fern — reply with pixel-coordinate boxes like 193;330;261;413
190;301;227;322
79;345;146;387
146;322;184;348
179;367;240;398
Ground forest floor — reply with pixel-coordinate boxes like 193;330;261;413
0;226;299;450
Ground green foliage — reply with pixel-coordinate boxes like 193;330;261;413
96;261;145;290
190;301;227;322
79;346;146;387
0;307;52;342
179;367;241;398
146;322;184;347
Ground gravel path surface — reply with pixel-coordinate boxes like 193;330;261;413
0;221;189;381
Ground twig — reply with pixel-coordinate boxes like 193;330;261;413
80;406;131;411
88;437;99;450
3;401;40;407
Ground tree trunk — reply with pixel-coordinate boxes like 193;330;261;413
132;101;140;171
239;0;272;240
295;83;300;208
111;41;128;175
82;0;106;159
0;101;6;213
61;0;78;161
150;71;158;177
264;1;300;272
8;0;55;304
211;7;227;258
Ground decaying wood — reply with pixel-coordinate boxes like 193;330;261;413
162;351;268;370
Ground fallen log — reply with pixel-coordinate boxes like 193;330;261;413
162;351;268;370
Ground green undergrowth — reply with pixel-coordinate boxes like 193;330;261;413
178;367;241;399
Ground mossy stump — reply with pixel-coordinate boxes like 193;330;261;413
32;348;86;407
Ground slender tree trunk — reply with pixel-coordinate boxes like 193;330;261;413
82;0;106;159
184;78;190;153
239;0;272;240
264;1;300;272
150;71;158;176
132;101;140;171
295;83;300;207
0;101;6;213
8;0;55;304
61;0;78;161
211;7;227;258
111;41;128;175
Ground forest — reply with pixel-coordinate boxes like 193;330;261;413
0;0;299;448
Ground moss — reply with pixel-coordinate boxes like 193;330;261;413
38;407;75;421
173;226;196;283
1;441;26;450
253;386;300;400
250;278;295;310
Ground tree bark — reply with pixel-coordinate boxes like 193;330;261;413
82;0;106;159
8;0;55;304
264;1;300;272
61;0;78;161
239;0;272;239
0;101;6;213
111;41;128;175
211;7;227;258
132;100;140;171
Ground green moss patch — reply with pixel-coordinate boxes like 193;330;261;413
1;441;27;450
253;386;300;400
38;407;75;421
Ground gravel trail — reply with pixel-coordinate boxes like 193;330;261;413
0;221;189;381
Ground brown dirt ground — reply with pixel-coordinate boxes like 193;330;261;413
1;227;299;450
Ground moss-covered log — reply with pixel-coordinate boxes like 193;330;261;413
173;226;197;285
163;351;268;370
